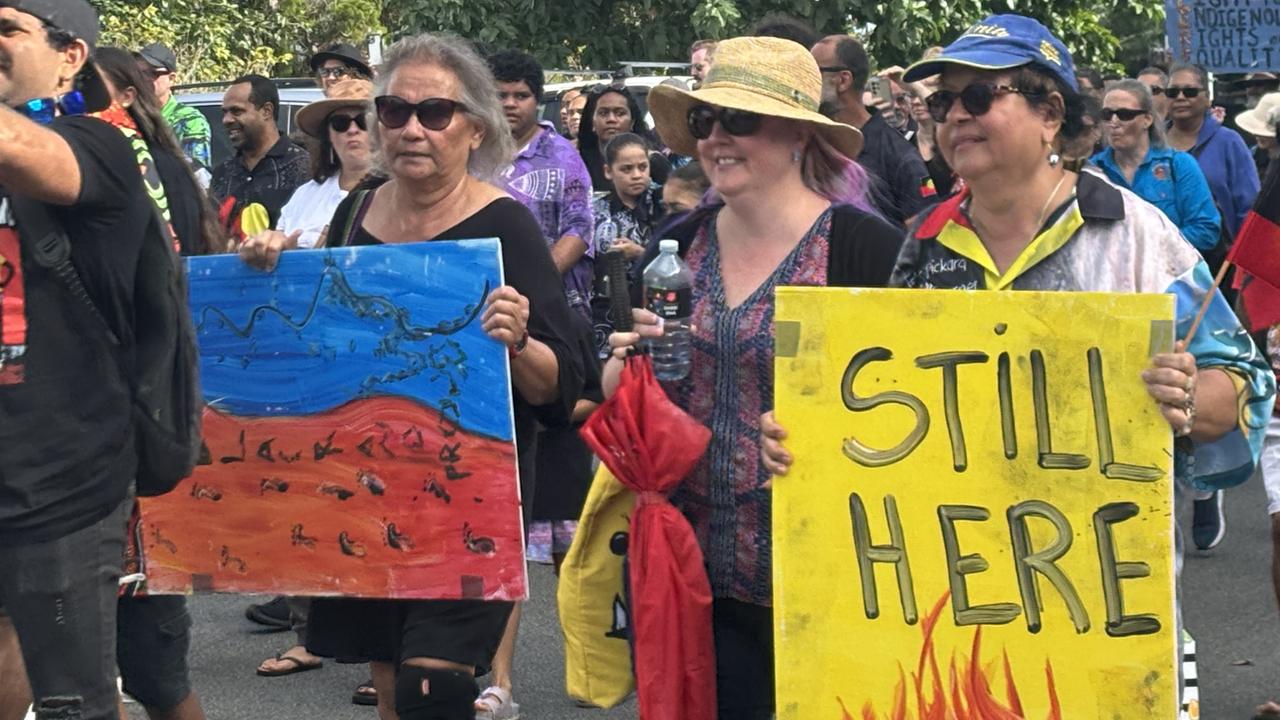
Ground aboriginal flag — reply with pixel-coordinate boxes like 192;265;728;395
1230;168;1280;331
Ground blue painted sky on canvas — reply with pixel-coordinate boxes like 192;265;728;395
187;240;513;441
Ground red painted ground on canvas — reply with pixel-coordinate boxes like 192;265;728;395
139;397;524;600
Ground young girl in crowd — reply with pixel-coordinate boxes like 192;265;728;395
589;133;665;357
662;160;711;215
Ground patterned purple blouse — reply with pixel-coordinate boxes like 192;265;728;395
498;122;595;318
667;207;832;607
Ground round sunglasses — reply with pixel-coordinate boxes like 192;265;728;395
926;83;1041;123
1163;86;1202;99
327;113;367;133
1101;108;1147;122
687;104;764;140
318;66;357;80
374;96;464;130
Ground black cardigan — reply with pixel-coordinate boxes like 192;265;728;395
632;203;904;305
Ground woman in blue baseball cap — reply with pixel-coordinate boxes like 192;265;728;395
768;14;1269;481
762;12;1272;620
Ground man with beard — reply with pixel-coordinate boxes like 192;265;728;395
138;42;211;183
210;74;309;243
689;39;715;90
0;1;155;718
811;34;932;225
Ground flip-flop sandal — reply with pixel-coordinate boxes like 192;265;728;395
475;686;520;720
351;680;378;706
256;653;322;677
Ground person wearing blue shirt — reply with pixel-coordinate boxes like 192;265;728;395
1166;63;1261;241
1093;79;1221;252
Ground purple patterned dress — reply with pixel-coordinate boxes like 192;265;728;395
666;207;832;606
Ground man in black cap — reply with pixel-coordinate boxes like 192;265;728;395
139;41;212;183
310;42;372;96
0;1;158;718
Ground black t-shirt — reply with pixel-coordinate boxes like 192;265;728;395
858;114;935;225
210;134;311;231
330;188;587;492
0;115;151;545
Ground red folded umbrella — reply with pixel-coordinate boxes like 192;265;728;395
580;353;716;720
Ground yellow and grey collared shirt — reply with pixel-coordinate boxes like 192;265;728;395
891;169;1275;490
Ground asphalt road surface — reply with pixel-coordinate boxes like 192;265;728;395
119;477;1278;720
124;563;636;720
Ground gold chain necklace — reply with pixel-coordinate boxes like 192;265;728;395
971;171;1070;252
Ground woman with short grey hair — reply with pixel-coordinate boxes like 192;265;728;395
238;32;586;720
369;33;515;180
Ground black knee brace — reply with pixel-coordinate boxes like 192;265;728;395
395;665;477;720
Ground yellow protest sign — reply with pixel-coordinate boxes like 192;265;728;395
773;288;1176;720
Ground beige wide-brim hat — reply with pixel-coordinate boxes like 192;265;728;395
648;36;864;160
296;78;374;138
1236;92;1280;138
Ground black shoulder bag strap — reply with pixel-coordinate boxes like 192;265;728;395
12;195;122;348
332;189;374;248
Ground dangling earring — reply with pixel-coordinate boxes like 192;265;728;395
792;149;802;164
330;146;338;165
1047;151;1061;168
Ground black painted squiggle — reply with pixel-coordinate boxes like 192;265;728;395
197;257;489;342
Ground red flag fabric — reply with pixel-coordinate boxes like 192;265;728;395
1242;274;1280;332
1228;168;1280;289
580;354;716;720
1230;168;1280;331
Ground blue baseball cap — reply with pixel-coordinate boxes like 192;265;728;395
903;15;1078;93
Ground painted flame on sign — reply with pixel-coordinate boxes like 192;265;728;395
838;592;1064;720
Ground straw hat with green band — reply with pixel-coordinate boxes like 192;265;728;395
647;36;863;160
295;78;373;138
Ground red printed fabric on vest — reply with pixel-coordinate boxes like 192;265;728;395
0;201;27;386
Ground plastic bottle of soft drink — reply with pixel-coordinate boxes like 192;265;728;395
642;239;693;381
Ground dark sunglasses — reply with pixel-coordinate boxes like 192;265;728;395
1148;84;1166;96
1101;107;1147;122
328;113;367;133
1164;86;1201;99
374;96;464;130
318;66;355;80
687;104;764;140
925;83;1040;123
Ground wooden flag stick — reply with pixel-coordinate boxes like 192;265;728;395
1183;259;1233;346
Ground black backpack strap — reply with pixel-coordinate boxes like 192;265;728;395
10;195;120;347
332;188;374;248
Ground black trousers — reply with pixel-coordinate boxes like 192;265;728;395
713;598;775;719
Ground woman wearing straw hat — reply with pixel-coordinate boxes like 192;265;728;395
271;78;376;250
604;35;901;717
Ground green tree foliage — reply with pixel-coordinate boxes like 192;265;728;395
383;0;1164;75
90;0;383;83
86;0;1163;81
